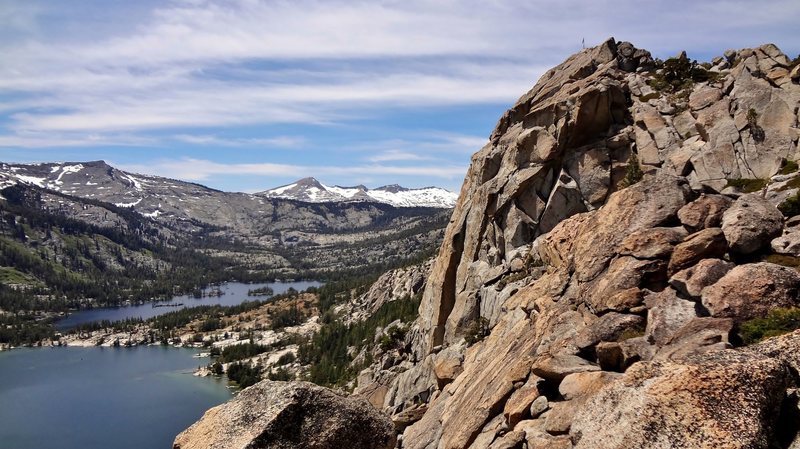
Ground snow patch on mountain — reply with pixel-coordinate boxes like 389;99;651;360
260;177;457;208
115;198;143;208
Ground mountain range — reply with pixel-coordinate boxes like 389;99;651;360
0;159;455;292
0;161;457;213
261;177;457;208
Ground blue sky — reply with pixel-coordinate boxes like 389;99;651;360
1;0;798;192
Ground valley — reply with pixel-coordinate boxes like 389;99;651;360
0;162;454;348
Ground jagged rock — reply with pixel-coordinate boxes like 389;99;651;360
668;258;735;299
573;312;646;350
772;229;800;256
403;309;538;449
667;227;729;275
356;382;389;409
721;194;785;255
544;372;620;436
527;432;573;449
617;227;688;259
559;371;620;401
644;289;699;346
584;256;668;312
677;194;733;231
543;175;690;283
539;171;588;234
790;64;800;82
433;347;465;387
466;414;507;449
487;430;526;449
570;350;790;449
173;381;395;449
529;395;549;418
653;317;733;361
701;262;800;323
503;375;542;427
531;354;600;382
689;85;723;111
392;405;428;431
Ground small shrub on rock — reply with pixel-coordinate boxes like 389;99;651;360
725;178;768;193
464;317;490;346
619;153;644;188
379;325;407;351
778;193;800;218
781;160;800;175
739;307;800;344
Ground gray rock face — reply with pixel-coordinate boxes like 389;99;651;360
677;194;732;231
701;263;800;323
772;229;800;256
173;381;396;449
667;227;728;275
570;350;790;449
355;40;800;449
668;258;734;299
721;195;784;255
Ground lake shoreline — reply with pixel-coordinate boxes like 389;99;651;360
0;345;235;449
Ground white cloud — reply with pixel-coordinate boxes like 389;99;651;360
0;0;798;145
115;157;468;182
368;150;433;163
172;134;305;147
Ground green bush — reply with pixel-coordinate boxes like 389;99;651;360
739;308;800;344
267;367;292;381
765;254;800;268
379;325;407;351
779;193;800;218
218;342;270;363
780;160;799;175
276;352;296;366
647;52;717;93
227;362;261;388
464;317;490;346
725;178;768;193
619;153;644;189
747;108;766;143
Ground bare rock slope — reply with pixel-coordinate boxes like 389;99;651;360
356;39;800;449
176;39;800;449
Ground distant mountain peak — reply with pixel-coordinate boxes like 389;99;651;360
375;184;408;193
294;177;324;187
260;178;457;208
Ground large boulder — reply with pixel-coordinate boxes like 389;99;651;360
667;227;728;275
772;229;800;256
570;350;791;449
668;258;735;299
677;194;732;231
701;263;800;323
173;381;396;449
721;195;784;255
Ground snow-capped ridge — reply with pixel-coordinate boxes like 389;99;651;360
260;178;457;208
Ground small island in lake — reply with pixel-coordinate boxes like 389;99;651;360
247;286;274;297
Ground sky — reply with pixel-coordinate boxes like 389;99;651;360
0;0;798;193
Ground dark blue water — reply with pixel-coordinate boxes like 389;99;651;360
0;346;232;449
55;280;321;331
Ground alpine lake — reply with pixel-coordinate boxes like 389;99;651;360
0;280;321;449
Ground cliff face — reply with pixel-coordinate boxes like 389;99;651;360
360;39;800;449
175;39;800;449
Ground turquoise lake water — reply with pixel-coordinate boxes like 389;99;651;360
0;346;233;449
